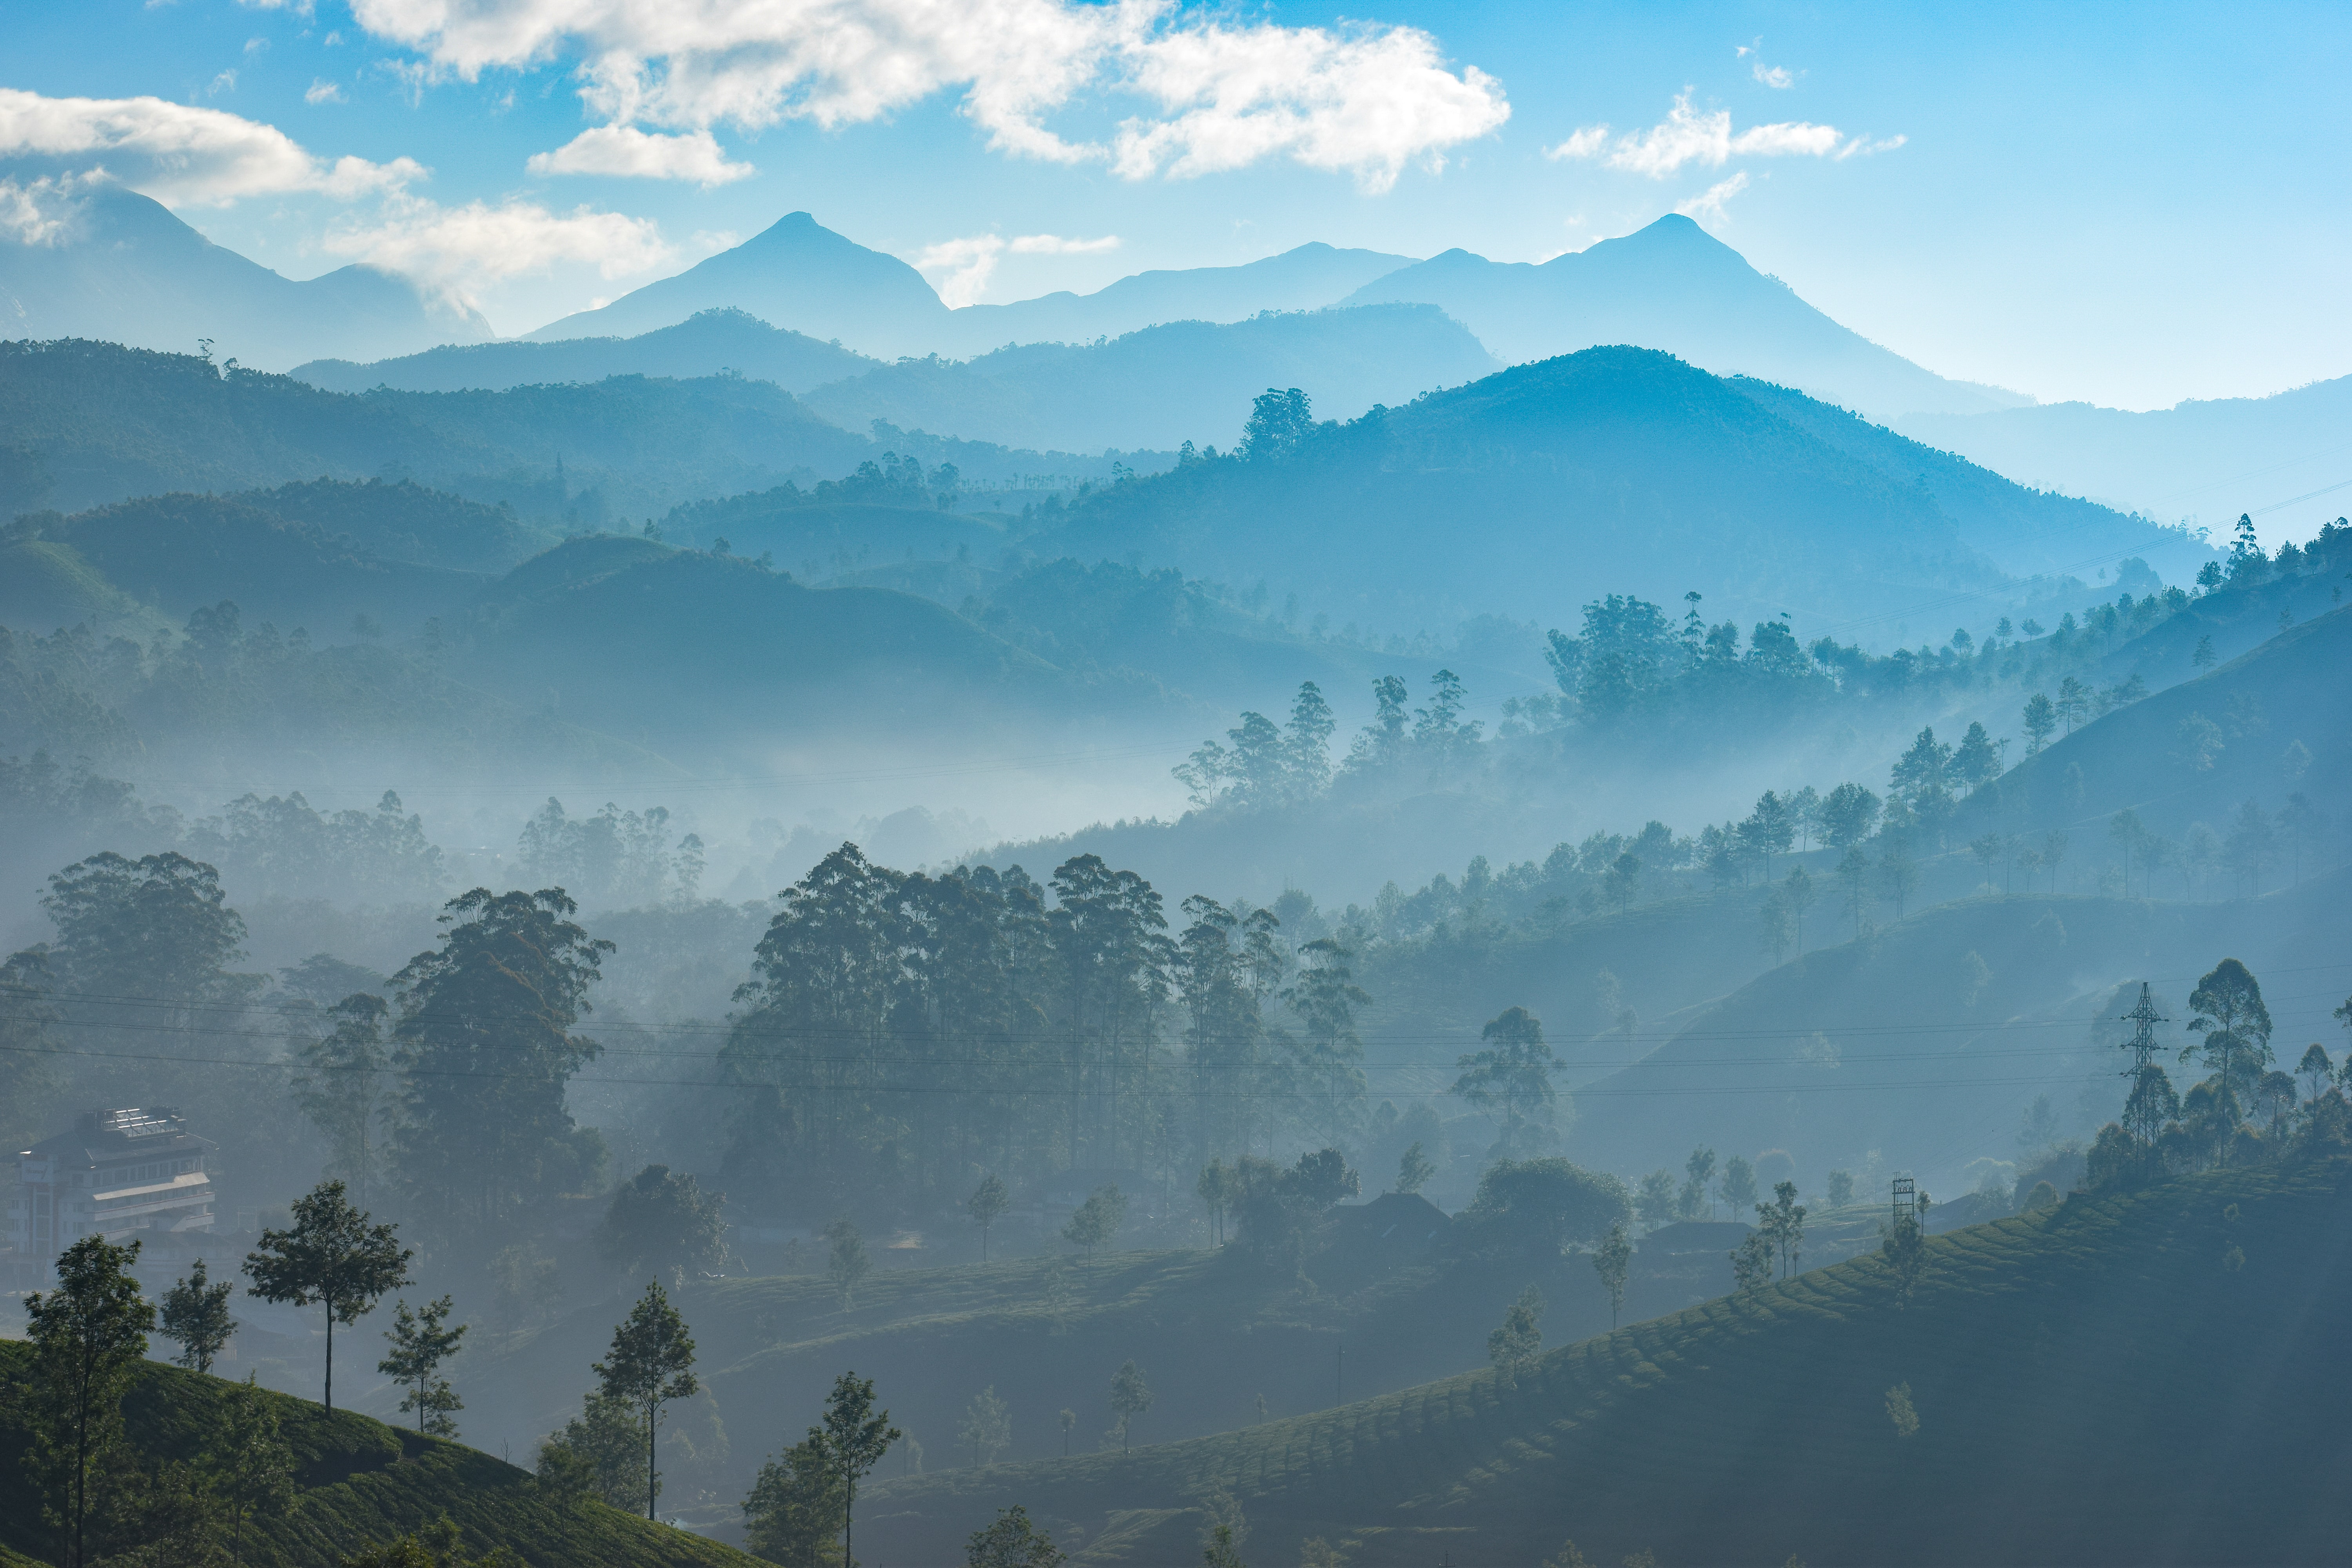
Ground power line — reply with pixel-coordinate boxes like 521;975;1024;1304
0;1039;2125;1102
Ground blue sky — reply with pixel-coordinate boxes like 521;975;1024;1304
5;0;2348;413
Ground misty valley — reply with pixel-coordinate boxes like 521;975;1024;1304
4;196;2351;1568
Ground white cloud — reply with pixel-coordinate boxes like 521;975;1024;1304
1836;134;1907;160
1675;170;1748;222
1547;90;1851;177
1109;20;1506;190
323;193;672;308
0;87;421;205
305;79;345;104
913;230;1122;307
345;0;1506;191
526;124;752;185
1752;62;1794;89
208;69;240;96
0;175;83;245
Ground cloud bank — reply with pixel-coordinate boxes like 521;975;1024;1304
0;86;419;205
337;0;1509;192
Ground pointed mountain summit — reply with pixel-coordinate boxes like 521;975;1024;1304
526;211;950;357
0;183;488;371
1346;213;2028;421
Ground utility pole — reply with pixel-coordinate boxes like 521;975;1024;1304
2120;982;2169;1143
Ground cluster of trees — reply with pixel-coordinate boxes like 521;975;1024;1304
712;843;1377;1223
11;1176;481;1568
2091;958;2352;1184
517;796;705;909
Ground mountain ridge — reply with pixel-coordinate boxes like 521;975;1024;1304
1346;215;2030;421
0;184;488;371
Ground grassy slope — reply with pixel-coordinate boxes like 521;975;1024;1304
457;538;1156;755
0;1345;760;1568
1563;869;2352;1187
862;1154;2352;1566
1975;600;2352;845
461;1228;1740;1513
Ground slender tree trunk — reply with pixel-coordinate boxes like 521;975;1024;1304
646;1400;658;1520
324;1306;334;1412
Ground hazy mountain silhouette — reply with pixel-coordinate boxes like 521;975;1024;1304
526;212;951;356
0;183;488;370
291;307;879;395
0;339;1147;524
940;240;1414;352
801;304;1498;452
524;214;1412;362
1345;214;2029;422
1897;373;2352;536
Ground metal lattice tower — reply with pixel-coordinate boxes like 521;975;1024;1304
1891;1176;1916;1224
2121;982;2167;1071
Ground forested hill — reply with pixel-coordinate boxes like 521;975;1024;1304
1022;346;2178;634
862;1152;2352;1566
0;339;1152;525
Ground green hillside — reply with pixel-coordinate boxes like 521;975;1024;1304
1021;345;2168;637
858;1152;2352;1566
1971;599;2352;843
0;1343;759;1568
10;492;489;632
457;1209;1743;1513
1565;869;2352;1186
456;539;1163;755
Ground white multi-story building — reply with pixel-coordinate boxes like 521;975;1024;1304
8;1107;217;1262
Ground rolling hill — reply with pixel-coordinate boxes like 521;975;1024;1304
1017;345;2163;635
453;537;1157;759
0;1342;759;1568
1978;598;2352;844
857;1152;2352;1566
451;1199;1745;1528
0;183;488;372
799;305;1498;454
1344;214;2027;423
292;308;880;396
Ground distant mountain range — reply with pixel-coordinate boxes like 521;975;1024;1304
292;307;880;396
797;303;1498;452
0;184;486;370
1344;216;2033;421
294;299;1493;457
0;338;1150;526
1898;372;2352;538
529;211;2024;423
